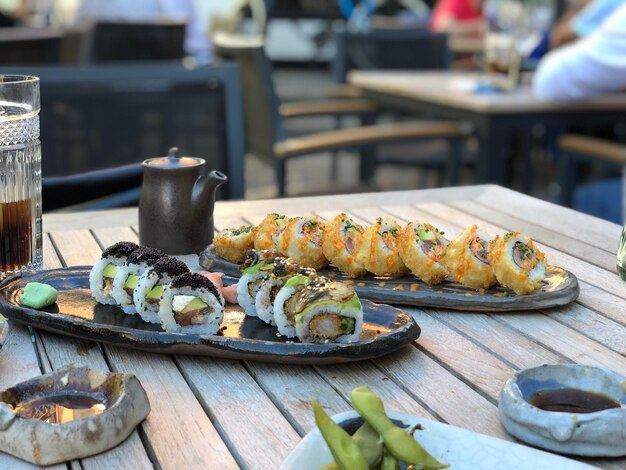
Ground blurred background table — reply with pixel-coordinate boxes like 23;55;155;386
1;185;624;469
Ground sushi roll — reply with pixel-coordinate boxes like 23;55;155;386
213;225;255;263
354;217;408;278
273;270;320;337
133;257;190;324
397;222;449;285
254;213;288;251
292;281;363;344
277;216;328;270
159;273;224;334
488;232;547;295
90;241;139;305
322;213;367;277
440;225;496;291
236;250;285;317
112;246;165;315
254;257;302;325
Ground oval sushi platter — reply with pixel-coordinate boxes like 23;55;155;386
0;267;420;365
200;246;580;312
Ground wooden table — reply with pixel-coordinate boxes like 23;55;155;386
1;185;625;469
348;71;626;186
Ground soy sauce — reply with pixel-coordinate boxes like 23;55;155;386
0;199;33;272
530;389;622;413
14;394;107;424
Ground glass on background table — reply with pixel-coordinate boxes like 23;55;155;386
0;75;42;279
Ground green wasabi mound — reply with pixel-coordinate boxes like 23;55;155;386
20;282;58;309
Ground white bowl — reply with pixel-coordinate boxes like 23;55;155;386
499;364;626;457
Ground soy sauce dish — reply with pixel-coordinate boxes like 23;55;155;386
499;364;626;457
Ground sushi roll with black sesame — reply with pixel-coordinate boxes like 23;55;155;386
354;217;408;278
273;270;320;338
90;241;140;305
213;225;255;263
236;250;286;317
440;225;496;291
397;222;449;285
488;232;547;295
254;213;288;251
278;216;328;270
133;257;190;324
322;213;367;277
292;281;363;344
112;246;165;314
159;273;224;334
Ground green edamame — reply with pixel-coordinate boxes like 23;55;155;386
312;400;368;470
350;387;448;469
381;449;400;470
320;422;383;470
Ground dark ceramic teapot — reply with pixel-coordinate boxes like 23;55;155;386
139;148;227;254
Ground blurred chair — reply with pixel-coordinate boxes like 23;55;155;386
0;27;62;64
213;33;467;196
43;164;142;212
558;134;625;223
84;22;185;63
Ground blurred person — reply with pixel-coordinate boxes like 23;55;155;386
429;0;485;35
550;0;625;48
533;2;626;100
72;0;212;63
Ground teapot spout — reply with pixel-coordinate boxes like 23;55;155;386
192;170;228;215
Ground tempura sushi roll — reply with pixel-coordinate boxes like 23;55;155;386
133;257;190;324
488;232;547;295
322;213;367;277
278;216;328;270
236;250;285;317
354;217;408;278
112;246;165;315
397;222;449;285
254;213;288;251
440;225;496;291
254;258;302;325
90;241;139;305
273;270;319;337
159;273;224;334
213;225;255;263
293;281;363;344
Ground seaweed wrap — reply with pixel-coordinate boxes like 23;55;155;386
90;241;140;305
292;281;363;343
354;217;408;278
213;225;255;263
236;250;286;317
273;270;320;338
254;257;304;325
159;273;224;334
254;213;288;251
112;246;165;314
488;232;547;295
133;257;190;324
322;213;367;277
397;222;449;285
440;225;496;291
278;216;328;270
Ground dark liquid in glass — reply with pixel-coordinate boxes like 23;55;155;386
0;199;33;272
530;388;622;413
14;394;107;424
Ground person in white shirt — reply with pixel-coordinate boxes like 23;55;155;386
533;2;626;100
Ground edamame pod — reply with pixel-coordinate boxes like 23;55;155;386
321;421;383;470
350;387;448;469
312;400;369;470
381;449;400;470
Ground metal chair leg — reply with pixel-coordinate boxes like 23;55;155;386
558;151;578;207
446;138;462;186
276;159;287;197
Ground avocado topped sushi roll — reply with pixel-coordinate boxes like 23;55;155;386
292;280;363;343
489;232;547;295
112;246;165;314
159;273;224;334
133;257;190;324
254;213;288;251
273;270;321;337
397;222;449;285
236;250;287;317
322;213;367;277
355;217;408;278
278;216;328;270
214;225;255;263
90;241;139;305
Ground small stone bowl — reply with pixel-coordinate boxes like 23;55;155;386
499;364;626;457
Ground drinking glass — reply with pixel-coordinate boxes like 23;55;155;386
0;76;42;279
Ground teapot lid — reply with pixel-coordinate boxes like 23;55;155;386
144;147;205;169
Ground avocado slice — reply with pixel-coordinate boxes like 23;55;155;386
243;262;265;275
124;274;140;290
285;274;311;289
418;229;436;242
146;285;164;300
102;263;118;278
295;293;362;324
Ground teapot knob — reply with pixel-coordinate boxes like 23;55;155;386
168;147;179;158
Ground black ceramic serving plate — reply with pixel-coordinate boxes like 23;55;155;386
0;267;420;365
200;246;580;312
